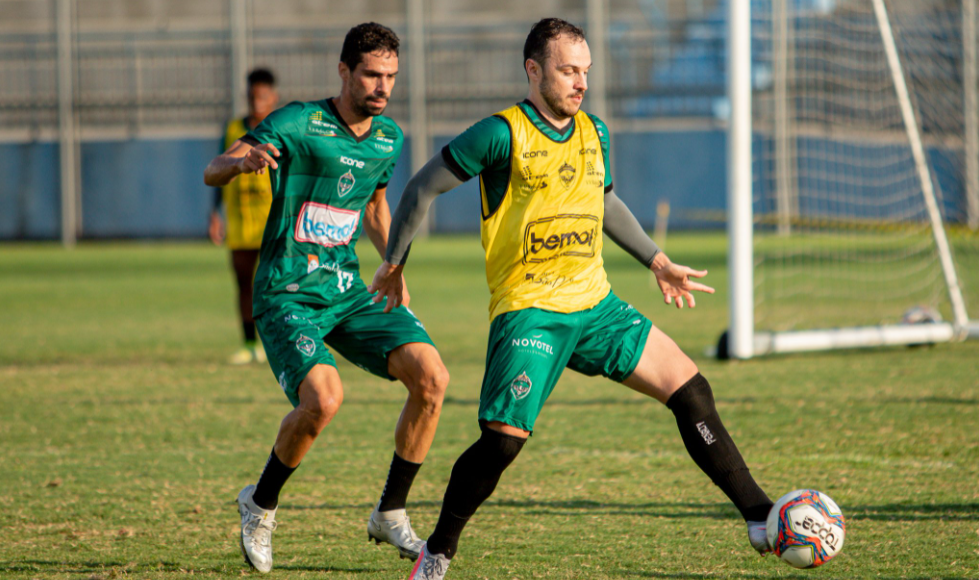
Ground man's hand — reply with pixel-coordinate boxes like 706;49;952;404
651;254;715;309
208;212;225;245
238;143;280;175
368;261;410;313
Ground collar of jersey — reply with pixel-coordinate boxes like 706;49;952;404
518;99;576;144
325;97;374;143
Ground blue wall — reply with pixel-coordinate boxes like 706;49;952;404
0;130;969;240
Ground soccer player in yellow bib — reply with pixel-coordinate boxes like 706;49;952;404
210;68;278;365
370;19;777;579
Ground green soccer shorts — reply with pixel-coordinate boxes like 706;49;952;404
255;290;435;407
478;291;653;433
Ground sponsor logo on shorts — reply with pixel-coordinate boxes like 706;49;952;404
278;372;289;392
295;202;360;248
296;334;316;357
338;170;356;197
696;421;716;445
522;214;598;264
510;371;532;401
511;335;554;356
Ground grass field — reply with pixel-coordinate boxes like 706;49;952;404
1;232;977;580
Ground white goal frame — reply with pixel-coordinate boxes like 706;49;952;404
725;0;979;358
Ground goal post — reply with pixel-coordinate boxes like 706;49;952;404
723;0;979;358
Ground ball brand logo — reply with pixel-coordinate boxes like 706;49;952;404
696;421;716;445
510;371;532;400
798;516;841;551
295;202;360;248
521;150;548;159
340;156;365;169
522;214;598;264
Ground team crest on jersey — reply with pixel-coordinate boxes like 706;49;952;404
296;334;316;357
338;170;356;197
510;371;532;400
558;163;576;189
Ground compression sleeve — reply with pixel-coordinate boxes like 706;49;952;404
603;188;661;268
385;155;465;265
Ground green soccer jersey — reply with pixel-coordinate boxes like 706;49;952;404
441;99;614;216
242;98;404;316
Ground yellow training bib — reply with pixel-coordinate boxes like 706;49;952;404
222;118;273;250
481;105;611;320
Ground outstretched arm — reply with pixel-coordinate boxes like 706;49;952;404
203;140;280;187
368;154;464;312
603;189;714;309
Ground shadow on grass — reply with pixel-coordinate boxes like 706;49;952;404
848;502;979;521
618;571;971;580
281;499;979;522
877;395;979;406
0;559;377;575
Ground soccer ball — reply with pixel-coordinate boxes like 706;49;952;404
766;489;845;568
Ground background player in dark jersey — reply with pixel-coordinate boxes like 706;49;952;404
204;23;450;573
210;68;279;365
370;18;775;580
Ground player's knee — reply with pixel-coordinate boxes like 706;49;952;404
299;381;344;432
478;422;527;469
410;361;449;409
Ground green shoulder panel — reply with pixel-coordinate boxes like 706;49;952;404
444;115;512;181
586;113;613;191
245;100;307;155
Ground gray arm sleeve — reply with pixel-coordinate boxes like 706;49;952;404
385;154;465;265
603;188;661;268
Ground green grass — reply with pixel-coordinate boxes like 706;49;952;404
1;233;977;579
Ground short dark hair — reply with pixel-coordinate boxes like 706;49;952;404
247;68;276;88
523;18;586;68
340;22;400;71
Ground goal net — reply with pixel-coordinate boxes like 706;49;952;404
725;0;979;357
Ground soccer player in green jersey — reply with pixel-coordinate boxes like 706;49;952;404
204;23;449;573
370;19;775;579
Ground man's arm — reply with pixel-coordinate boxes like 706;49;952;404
603;189;661;268
203;140;280;187
603;188;714;309
363;187;393;258
367;154;464;312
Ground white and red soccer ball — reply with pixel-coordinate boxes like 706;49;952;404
767;489;846;568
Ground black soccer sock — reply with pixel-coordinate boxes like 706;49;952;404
666;373;773;522
242;321;257;343
426;425;527;559
252;447;297;511
377;451;422;512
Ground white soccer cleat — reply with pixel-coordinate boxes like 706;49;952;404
229;344;266;365
237;484;277;573
406;543;451;579
747;519;771;555
368;503;425;560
